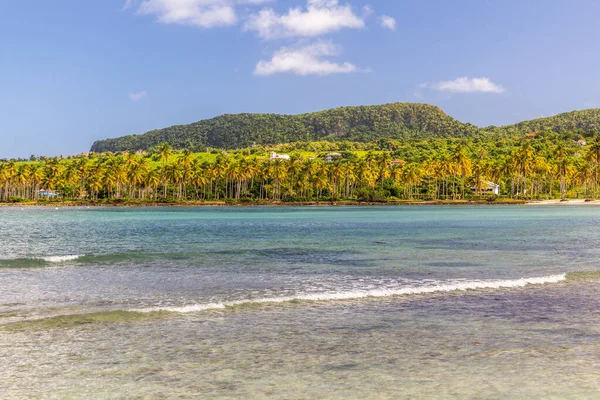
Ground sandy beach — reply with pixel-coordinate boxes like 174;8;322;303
525;199;600;205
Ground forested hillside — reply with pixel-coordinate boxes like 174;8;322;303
493;109;600;136
90;103;481;152
90;103;600;153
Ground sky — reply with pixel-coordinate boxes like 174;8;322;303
1;0;600;158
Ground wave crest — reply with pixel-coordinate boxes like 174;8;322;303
0;255;83;268
135;274;567;314
38;255;82;263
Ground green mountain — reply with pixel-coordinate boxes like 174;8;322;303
90;103;481;152
495;109;600;136
90;103;600;153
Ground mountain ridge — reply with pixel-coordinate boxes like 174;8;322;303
90;103;600;153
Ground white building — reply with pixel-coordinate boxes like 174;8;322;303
324;152;342;162
269;151;290;161
39;189;59;198
471;181;500;195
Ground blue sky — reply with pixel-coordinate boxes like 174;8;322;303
1;0;600;158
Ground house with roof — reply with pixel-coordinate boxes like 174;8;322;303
471;181;500;195
39;189;59;198
324;152;342;162
269;151;290;161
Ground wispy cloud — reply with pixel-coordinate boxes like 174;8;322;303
129;90;148;101
255;40;367;76
378;15;395;30
245;0;366;40
421;77;505;93
124;0;273;28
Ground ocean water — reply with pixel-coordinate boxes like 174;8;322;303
1;205;599;399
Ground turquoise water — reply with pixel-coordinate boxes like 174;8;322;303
1;206;599;398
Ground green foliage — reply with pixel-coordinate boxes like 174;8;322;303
91;104;600;156
494;109;600;137
7;105;600;204
90;103;482;152
355;187;388;202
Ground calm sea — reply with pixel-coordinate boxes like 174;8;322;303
1;206;599;399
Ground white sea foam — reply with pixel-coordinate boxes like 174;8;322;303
39;255;82;263
135;274;567;314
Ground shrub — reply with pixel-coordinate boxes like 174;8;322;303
356;187;388;202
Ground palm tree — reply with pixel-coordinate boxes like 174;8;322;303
13;165;29;199
376;152;391;188
553;144;569;200
165;163;184;200
62;161;80;199
157;143;173;199
452;145;471;199
312;166;329;203
402;163;422;199
341;160;357;199
585;137;600;198
27;164;43;200
144;167;161;200
575;158;592;198
75;157;91;199
471;160;487;196
127;157;148;199
42;159;64;198
515;141;535;199
1;161;17;201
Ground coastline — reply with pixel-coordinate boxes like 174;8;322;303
5;199;600;207
524;199;600;205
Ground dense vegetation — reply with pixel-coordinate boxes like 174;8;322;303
90;103;482;152
3;133;600;204
494;109;600;136
90;103;600;154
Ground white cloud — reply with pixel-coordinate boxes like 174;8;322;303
255;41;364;76
422;77;505;93
245;0;365;40
129;90;148;101
379;15;395;30
126;0;374;78
125;0;272;28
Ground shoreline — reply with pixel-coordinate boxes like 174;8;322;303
3;199;600;207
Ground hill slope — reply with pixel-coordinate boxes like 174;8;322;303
497;109;600;136
90;103;600;153
90;103;481;152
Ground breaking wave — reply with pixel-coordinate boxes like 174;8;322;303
0;255;84;268
1;273;580;331
0;252;204;268
38;255;82;263
135;274;567;313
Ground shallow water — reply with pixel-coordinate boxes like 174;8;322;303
1;206;599;398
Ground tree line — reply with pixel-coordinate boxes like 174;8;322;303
3;137;600;203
